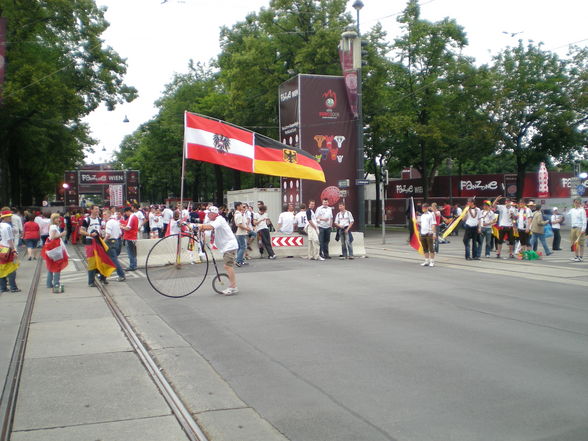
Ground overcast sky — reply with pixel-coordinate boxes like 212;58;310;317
84;0;588;164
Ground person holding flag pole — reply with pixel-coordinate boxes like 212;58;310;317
410;199;437;267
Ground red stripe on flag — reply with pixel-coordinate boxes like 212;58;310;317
186;144;253;173
185;112;252;145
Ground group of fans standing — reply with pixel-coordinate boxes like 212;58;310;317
416;195;587;267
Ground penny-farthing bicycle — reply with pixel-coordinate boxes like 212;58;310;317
145;225;230;298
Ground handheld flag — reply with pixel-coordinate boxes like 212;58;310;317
86;237;116;278
184;112;325;182
441;207;469;239
409;198;424;254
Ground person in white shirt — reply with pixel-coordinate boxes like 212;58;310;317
418;203;437;267
315;198;333;259
334;203;354;259
234;202;252;267
492;196;517;259
568;198;587;262
197;206;239;295
305;200;321;260
478;201;497;258
161;206;174;239
462;198;481;260
515;199;533;253
0;209;21;292
550;207;564;251
36;212;51;246
277;203;296;234
11;209;23;249
294;204;309;235
133;205;146;238
150;208;164;239
253;205;276;259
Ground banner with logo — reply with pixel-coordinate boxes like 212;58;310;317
109;184;124;207
293;75;357;218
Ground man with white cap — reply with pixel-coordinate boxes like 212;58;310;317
550;207;564;251
197;206;239;295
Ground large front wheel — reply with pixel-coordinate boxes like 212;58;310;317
145;234;209;298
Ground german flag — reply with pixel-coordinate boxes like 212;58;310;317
86;237;116;278
254;134;325;182
409;198;424;254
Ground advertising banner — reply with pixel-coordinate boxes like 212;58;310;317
109;185;124;207
297;75;357;220
279;76;301;209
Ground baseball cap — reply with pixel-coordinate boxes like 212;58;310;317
552;207;558;211
208;206;219;214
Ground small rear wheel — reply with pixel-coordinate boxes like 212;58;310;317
212;273;230;294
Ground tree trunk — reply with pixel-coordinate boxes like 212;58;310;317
516;156;526;200
233;170;241;190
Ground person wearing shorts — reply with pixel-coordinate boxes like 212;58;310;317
418;203;437;267
197;206;239;296
492;196;516;259
569;198;587;262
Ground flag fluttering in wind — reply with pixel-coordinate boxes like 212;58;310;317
184;112;325;182
409;198;423;254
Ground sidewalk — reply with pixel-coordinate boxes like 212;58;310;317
7;254;188;441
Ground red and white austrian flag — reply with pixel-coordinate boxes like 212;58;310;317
271;236;304;247
184;112;254;173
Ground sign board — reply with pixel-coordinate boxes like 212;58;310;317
338;179;350;188
355;179;369;186
570;177;581;197
340;190;348;197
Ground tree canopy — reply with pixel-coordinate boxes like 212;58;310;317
0;0;136;205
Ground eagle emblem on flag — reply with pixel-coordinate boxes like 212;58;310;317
283;149;298;164
213;133;231;154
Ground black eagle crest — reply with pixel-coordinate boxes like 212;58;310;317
213;134;231;154
283;149;298;164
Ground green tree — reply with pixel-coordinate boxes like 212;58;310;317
375;0;495;199
0;0;136;205
489;41;588;197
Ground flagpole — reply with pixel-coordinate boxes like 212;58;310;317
180;111;187;210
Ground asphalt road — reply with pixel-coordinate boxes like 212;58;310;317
127;241;588;441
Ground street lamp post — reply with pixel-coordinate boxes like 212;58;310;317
353;0;365;232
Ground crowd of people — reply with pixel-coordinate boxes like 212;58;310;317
416;196;587;267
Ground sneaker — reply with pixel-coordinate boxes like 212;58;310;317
222;287;239;296
579;256;584;262
318;257;325;261
429;261;435;267
235;262;242;267
339;256;346;260
348;256;354;260
88;283;96;288
485;254;490;258
269;255;277;260
571;256;581;262
10;288;21;293
0;290;8;293
117;277;126;282
473;257;481;260
420;261;429;266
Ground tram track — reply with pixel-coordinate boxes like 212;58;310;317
71;245;210;441
0;259;42;441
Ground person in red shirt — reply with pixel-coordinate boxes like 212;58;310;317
122;206;138;271
23;214;41;261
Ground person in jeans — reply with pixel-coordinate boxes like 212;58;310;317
254;205;276;259
334;202;354;259
122;206;138;271
233;202;250;267
315;198;333;259
528;201;552;256
0;209;21;293
477;201;496;258
43;213;67;291
80;205;105;287
105;210;126;282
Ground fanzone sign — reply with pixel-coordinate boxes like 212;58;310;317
271;236;304;247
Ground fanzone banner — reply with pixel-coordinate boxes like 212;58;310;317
184;112;325;182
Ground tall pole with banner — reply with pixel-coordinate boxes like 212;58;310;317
353;0;365;232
